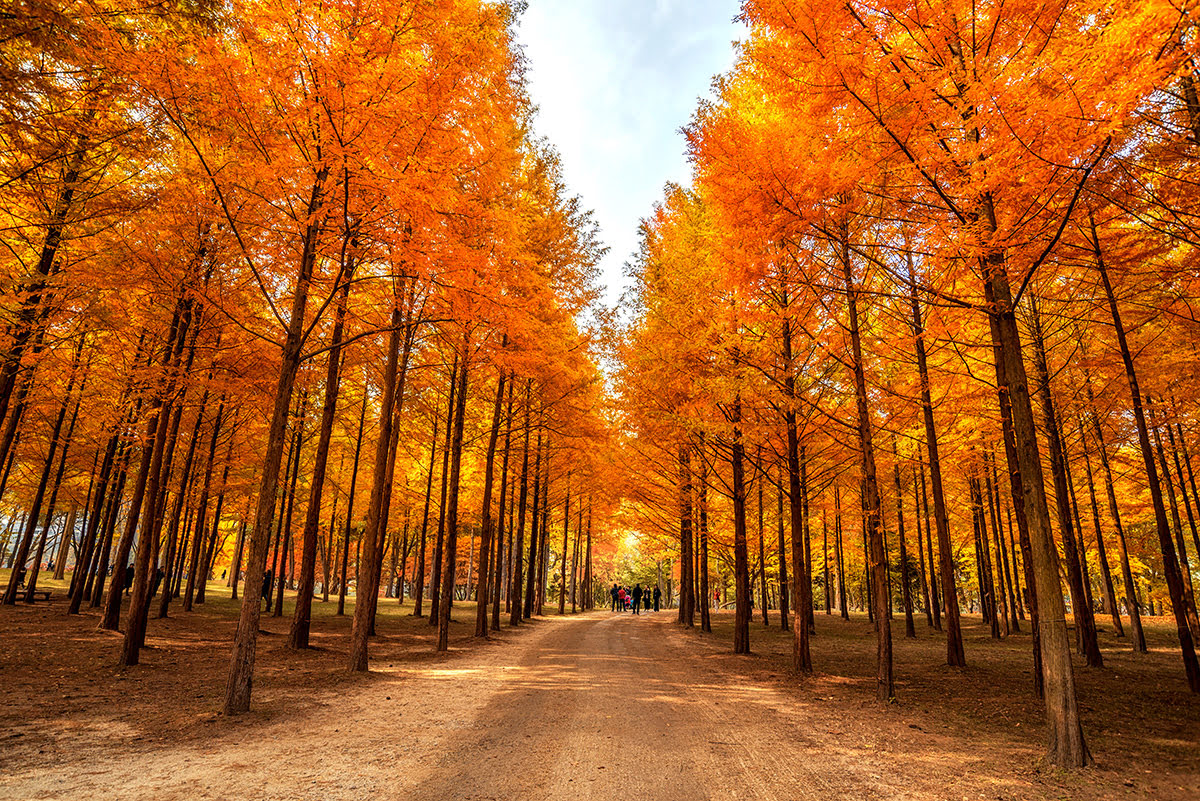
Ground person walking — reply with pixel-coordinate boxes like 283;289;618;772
618;586;626;612
632;584;643;615
610;584;619;612
653;584;661;612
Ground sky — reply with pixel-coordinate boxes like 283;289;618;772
516;0;744;309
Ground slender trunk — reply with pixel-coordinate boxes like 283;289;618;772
1031;299;1101;664
558;472;570;616
476;366;505;637
349;305;405;671
158;390;208;618
836;486;848;619
698;435;711;632
413;405;439;617
1079;416;1124;637
99;307;186;628
841;227;891;700
198;437;234;604
1148;397;1200;640
289;278;351;647
893;438;915;638
185;399;226;611
914;464;932;626
223;167;327;714
731;398;751;655
910;281;962;664
678;444;695;627
982;235;1089;763
492;376;514;630
1094;213;1199;691
274;406;305;616
436;335;470;652
989;453;1020;633
509;382;532;626
778;467;791;629
758;454;768;625
990;303;1043;695
523;426;543;620
429;354;459;626
782;308;811;670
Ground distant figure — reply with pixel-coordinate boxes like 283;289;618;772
618;586;626;611
653;585;661;612
632;584;643;615
14;566;26;589
150;567;164;598
47;560;54;573
262;569;274;608
610;584;619;612
221;569;227;580
123;564;135;594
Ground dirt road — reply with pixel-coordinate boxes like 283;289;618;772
3;611;909;801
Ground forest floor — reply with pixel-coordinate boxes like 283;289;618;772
0;581;1198;800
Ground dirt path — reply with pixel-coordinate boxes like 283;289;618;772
2;611;903;801
4;607;1197;800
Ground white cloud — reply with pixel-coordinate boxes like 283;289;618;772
517;0;743;308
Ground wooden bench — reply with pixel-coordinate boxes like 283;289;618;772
24;590;51;602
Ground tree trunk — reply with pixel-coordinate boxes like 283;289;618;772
910;283;963;664
289;276;351;647
475;364;505;637
523;427;543;620
982;241;1090;764
782;312;811;670
429;354;459;626
730;398;751;655
893;439;915;638
1147;397;1200;640
185;399;226;611
222;168;327;714
698;435;711;632
1090;214;1196;689
778;466;791;629
558;472;570;616
841;228;892;701
678;444;695;627
436;333;471;651
509;382;532;626
348;305;405;671
1079;417;1124;638
1030;299;1101;665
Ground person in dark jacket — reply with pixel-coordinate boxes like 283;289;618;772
610;584;619;612
262;569;274;608
123;564;135;594
632;584;643;615
150;567;164;597
653;585;662;612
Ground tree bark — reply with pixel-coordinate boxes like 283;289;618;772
348;305;405;671
222;167;327;714
982;239;1090;764
509;382;532;626
910;281;963;664
436;332;470;651
730;398;751;655
289;276;352;647
476;367;505;636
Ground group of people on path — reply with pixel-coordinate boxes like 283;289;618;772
610;583;660;614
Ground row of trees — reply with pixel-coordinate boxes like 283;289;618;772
1;0;613;714
616;0;1200;768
